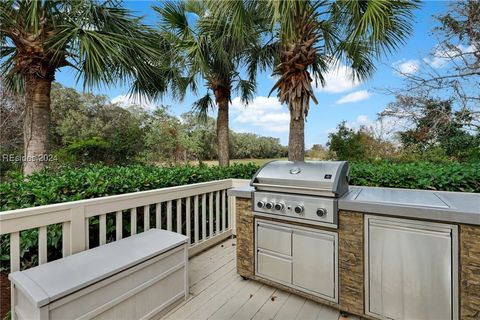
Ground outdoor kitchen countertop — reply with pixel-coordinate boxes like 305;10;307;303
228;185;480;225
227;185;254;198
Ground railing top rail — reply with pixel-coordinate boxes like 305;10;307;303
0;179;235;221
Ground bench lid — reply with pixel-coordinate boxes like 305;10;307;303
9;229;188;307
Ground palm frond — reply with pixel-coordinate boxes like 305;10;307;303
1;0;177;101
192;92;215;122
184;0;206;17
2;73;24;95
310;54;330;88
204;0;259;48
235;79;256;105
246;41;278;83
0;0;16;34
22;0;41;32
334;0;420;58
154;1;194;40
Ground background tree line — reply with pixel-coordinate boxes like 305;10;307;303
2;0;477;175
1;0;418;174
318;119;479;164
312;1;479;164
3;78;477;177
1;83;286;173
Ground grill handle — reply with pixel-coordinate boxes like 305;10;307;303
251;183;334;194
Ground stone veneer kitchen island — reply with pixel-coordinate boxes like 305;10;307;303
228;185;480;320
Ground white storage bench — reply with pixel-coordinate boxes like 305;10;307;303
9;229;188;320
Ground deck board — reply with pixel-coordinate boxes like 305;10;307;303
295;300;322;319
163;238;344;320
208;281;264;319
189;250;236;287
230;285;277;320
273;293;306;320
189;274;250;319
251;289;290;320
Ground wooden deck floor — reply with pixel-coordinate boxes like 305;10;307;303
163;238;359;320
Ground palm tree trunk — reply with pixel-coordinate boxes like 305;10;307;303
23;75;52;175
288;110;305;162
215;88;230;167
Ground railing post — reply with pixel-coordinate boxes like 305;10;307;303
116;211;123;241
38;226;48;264
186;197;191;244
229;195;236;235
70;206;86;254
130;208;137;236
99;214;106;245
62;222;71;257
10;232;20;272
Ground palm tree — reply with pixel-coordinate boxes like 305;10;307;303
212;0;418;161
153;1;264;166
1;0;165;174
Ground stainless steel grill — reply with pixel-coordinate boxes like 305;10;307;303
251;160;349;228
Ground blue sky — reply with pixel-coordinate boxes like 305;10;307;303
55;1;449;147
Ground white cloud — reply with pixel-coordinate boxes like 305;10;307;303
423;44;475;69
392;59;420;76
348;112;412;143
335;90;371;105
233;128;250;133
344;115;371;129
356;115;369;124
424;48;452;68
315;62;362;93
459;44;476;54
111;94;156;110
231;96;290;133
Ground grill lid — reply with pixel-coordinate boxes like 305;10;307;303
250;160;349;197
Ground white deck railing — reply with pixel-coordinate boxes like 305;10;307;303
0;179;249;273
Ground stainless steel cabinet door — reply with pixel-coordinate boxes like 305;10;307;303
365;216;458;320
292;229;337;301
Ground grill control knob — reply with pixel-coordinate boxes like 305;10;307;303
294;205;304;214
257;201;265;208
274;203;284;211
316;208;327;217
265;202;274;209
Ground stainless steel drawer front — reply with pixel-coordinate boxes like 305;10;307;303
257;251;292;284
365;215;458;320
257;222;292;256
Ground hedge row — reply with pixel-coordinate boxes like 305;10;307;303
0;164;259;211
349;162;480;193
1;162;479;211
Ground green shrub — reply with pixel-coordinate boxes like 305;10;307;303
0;163;259;211
349;162;480;193
55;137;110;165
